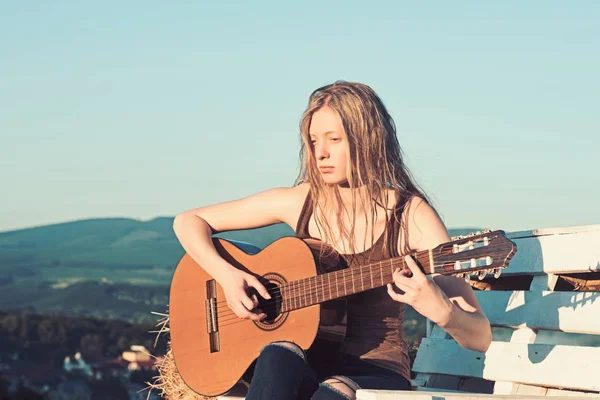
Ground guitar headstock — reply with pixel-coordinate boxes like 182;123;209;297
431;230;517;280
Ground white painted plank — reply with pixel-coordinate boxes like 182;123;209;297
507;224;600;239
546;388;600;397
498;229;600;276
412;371;494;394
474;290;600;334
412;338;600;391
528;274;558;291
357;389;592;400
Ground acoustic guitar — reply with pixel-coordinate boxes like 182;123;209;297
169;230;517;397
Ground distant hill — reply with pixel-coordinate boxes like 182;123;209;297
0;217;481;285
0;217;481;323
0;217;295;286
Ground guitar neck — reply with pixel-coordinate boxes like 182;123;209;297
280;249;432;312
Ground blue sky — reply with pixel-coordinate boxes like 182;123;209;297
1;1;599;233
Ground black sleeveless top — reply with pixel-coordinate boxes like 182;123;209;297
295;190;412;382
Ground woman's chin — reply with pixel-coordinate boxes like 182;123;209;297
322;176;349;186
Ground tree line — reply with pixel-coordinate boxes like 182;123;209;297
0;310;167;367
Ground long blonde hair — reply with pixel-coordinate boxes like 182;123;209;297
294;81;430;256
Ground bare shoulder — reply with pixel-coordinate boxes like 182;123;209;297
404;196;451;252
280;183;311;227
404;197;483;313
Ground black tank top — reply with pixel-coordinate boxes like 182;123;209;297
295;189;412;381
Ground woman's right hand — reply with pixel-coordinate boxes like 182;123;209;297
219;268;272;321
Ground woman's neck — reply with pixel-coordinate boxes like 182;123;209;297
334;184;371;213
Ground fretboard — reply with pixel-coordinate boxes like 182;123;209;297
280;251;430;312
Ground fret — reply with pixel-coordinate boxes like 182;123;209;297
380;261;383;285
281;285;287;312
317;275;321;304
296;280;300;309
305;278;309;307
292;284;298;310
360;267;364;291
311;276;315;305
316;275;320;304
321;275;324;302
343;269;347;296
320;274;324;301
351;268;355;294
306;278;310;307
336;271;339;298
327;274;331;300
370;266;374;289
304;278;308;308
320;275;323;303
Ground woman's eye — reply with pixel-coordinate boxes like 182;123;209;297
330;137;340;142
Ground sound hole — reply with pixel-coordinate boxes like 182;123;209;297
259;281;281;322
251;273;288;331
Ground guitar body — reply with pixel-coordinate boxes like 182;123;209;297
169;229;517;397
169;236;347;397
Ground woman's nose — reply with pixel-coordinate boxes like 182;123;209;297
315;143;329;160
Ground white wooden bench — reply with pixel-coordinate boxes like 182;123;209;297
358;224;600;399
219;224;600;399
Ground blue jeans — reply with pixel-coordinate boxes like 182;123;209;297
244;342;411;400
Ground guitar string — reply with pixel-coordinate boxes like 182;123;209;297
204;237;506;323
210;262;502;320
212;260;500;315
215;268;501;326
212;259;496;309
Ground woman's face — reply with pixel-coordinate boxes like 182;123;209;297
309;106;349;185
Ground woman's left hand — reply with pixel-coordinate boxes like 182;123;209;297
386;255;454;326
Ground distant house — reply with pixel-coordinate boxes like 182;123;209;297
122;345;151;363
62;345;158;383
63;352;94;378
121;345;156;372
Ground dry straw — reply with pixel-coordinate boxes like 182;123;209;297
146;310;215;400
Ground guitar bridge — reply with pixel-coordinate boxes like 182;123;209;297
205;280;220;353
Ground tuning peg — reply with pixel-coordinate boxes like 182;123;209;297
464;274;471;282
477;270;487;280
493;268;502;279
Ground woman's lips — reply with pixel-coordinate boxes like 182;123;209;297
319;166;334;173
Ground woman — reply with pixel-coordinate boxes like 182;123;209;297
173;81;491;400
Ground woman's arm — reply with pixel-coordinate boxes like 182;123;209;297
388;197;492;353
173;184;308;320
173;186;304;279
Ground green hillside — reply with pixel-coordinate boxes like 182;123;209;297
0;218;295;287
0;217;481;287
0;217;482;322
